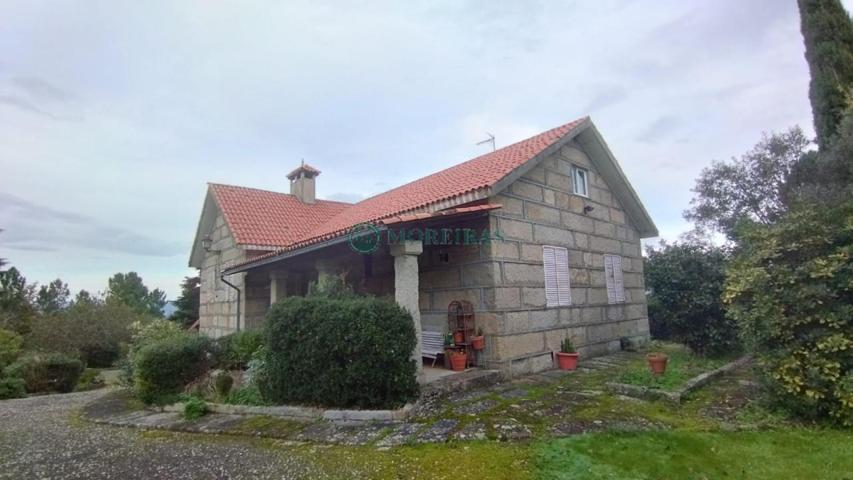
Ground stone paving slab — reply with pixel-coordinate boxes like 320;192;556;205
375;423;422;447
412;419;457;444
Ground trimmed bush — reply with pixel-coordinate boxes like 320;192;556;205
260;295;418;408
0;377;26;399
4;353;84;393
645;242;738;356
724;201;853;425
214;329;263;369
133;334;210;405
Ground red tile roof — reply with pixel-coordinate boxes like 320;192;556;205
214;117;588;264
209;184;350;248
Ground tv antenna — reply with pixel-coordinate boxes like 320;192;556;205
476;132;495;152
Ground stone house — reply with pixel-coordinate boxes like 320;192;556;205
188;117;658;376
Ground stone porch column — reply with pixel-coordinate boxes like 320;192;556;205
390;240;424;374
269;272;288;305
315;258;337;284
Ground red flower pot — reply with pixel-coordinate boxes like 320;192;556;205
471;335;485;351
448;351;468;371
647;353;668;375
453;330;465;344
556;352;579;370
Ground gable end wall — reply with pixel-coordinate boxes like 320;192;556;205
484;140;650;376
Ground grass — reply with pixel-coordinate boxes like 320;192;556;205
285;441;532;480
75;368;105;392
616;344;731;391
533;429;853;480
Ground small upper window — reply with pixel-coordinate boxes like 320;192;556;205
572;166;589;197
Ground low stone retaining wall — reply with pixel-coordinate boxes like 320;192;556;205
157;401;415;423
606;355;752;404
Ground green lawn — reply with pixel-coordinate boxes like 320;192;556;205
533;429;853;480
615;343;732;391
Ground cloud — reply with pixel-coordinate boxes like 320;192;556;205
0;192;183;257
582;86;629;113
635;115;682;143
12;76;75;102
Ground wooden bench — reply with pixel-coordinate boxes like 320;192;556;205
421;331;445;367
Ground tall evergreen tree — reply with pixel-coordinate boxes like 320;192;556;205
35;279;71;314
798;0;853;148
170;275;200;328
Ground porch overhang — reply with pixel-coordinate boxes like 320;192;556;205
221;203;502;275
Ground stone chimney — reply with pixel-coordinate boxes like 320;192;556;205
286;161;320;204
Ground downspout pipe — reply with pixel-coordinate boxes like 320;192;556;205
220;273;241;332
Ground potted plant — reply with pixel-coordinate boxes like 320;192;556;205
647;352;668;375
555;337;579;370
453;329;465;345
470;327;485;351
448;348;468;372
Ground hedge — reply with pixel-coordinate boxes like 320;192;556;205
645;242;738;356
4;353;84;393
724;200;853;425
260;295;418;409
133;334;210;404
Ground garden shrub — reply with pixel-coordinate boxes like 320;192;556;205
4;353;84;393
133;334;211;405
0;376;26;399
183;396;208;420
214;329;263;369
645;242;738;356
213;371;234;399
0;328;23;370
26;301;141;367
120;318;187;386
260;295;418;408
724;200;853;425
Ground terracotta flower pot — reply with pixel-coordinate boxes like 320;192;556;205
448;351;468;371
556;352;579;370
453;330;465;344
471;335;485;351
647;353;668;375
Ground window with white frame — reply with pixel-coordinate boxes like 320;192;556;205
604;254;625;303
571;166;589;197
543;245;572;307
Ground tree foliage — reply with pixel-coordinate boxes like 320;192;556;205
798;0;853;148
645;242;737;356
170;275;200;327
26;300;142;367
723;200;852;425
684;128;811;239
35;279;70;315
106;272;166;317
0;267;37;335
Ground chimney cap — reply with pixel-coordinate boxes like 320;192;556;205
287;160;321;180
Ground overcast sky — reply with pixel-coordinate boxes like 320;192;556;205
0;0;845;298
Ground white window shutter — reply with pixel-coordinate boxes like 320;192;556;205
613;255;625;302
543;246;558;307
604;254;625;303
544;245;571;307
555;247;572;306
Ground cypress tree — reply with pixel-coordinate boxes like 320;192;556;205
798;0;853;149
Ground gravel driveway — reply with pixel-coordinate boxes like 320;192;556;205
0;390;321;479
